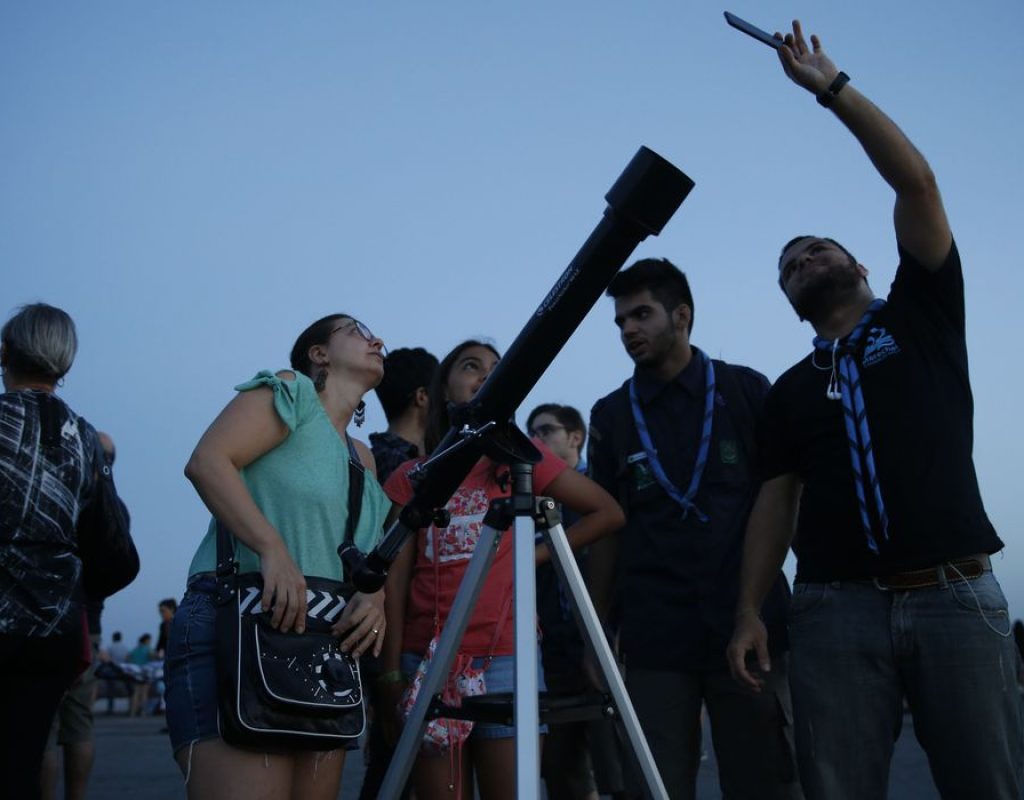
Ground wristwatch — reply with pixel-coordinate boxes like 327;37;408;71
817;71;850;108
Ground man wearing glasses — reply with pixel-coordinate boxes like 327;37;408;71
587;260;801;800
527;404;624;800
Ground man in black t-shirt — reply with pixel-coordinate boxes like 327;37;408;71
726;20;1022;799
588;259;800;800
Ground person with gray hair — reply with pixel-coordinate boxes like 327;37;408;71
0;302;78;382
0;302;108;800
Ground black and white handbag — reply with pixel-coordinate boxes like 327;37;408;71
213;437;368;750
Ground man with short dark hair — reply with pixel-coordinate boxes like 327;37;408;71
588;259;800;799
726;20;1022;799
106;631;128;664
369;347;438;484
362;346;437;800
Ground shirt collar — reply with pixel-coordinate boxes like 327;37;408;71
632;348;703;405
369;430;418;457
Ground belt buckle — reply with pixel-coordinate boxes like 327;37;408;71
872;577;893;592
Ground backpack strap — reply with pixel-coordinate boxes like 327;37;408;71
596;381;635;515
75;415;99;480
709;360;758;466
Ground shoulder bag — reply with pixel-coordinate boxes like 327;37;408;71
75;418;140;599
213;437;368;750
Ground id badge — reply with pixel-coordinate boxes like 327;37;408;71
627;451;656;491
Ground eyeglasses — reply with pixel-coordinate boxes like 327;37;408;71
529;423;566;438
331;319;387;355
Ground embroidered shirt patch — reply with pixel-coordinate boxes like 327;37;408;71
719;439;740;465
862;326;901;366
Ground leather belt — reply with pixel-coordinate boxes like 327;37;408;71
872;555;991;591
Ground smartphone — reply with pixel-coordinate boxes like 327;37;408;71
724;11;783;50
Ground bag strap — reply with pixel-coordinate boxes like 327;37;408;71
344;434;364;547
601;383;634;515
214;433;367;590
710;360;757;465
75;416;105;491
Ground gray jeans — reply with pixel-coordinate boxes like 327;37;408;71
625;660;802;800
788;573;1023;800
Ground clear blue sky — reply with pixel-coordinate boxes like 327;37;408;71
3;2;1022;644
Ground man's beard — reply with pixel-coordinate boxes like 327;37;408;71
628;323;677;369
791;263;864;324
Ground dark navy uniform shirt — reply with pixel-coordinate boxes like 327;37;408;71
589;353;790;672
535;462;588;692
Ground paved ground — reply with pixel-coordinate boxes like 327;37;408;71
60;704;942;799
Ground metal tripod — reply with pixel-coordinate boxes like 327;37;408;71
379;460;668;799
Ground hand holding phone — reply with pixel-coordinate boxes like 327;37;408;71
724;12;782;50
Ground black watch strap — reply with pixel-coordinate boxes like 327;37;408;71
816;71;850;108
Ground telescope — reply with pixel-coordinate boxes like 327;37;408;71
341;146;695;592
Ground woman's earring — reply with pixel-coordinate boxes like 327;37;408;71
354;401;366;427
314;369;327;393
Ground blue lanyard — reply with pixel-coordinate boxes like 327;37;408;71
813;298;889;553
629;348;715;522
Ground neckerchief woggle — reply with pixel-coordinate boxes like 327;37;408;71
813;298;889;554
629;347;715;522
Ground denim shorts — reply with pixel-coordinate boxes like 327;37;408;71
165;574;362;754
164;575;220;755
400;650;548;743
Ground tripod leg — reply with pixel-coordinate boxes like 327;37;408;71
512;513;541;798
542;519;670;800
378;523;504;800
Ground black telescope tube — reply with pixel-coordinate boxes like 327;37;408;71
346;147;694;592
473;147;694;417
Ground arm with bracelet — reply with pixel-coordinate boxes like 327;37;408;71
774;19;951;270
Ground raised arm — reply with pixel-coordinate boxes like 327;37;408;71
726;473;801;691
775;20;951;270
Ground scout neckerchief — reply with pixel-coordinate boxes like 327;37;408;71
629;347;715;522
813;298;889;554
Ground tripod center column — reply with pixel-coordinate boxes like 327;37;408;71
510;460;541;797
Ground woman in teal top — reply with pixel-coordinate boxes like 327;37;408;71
165;313;390;800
